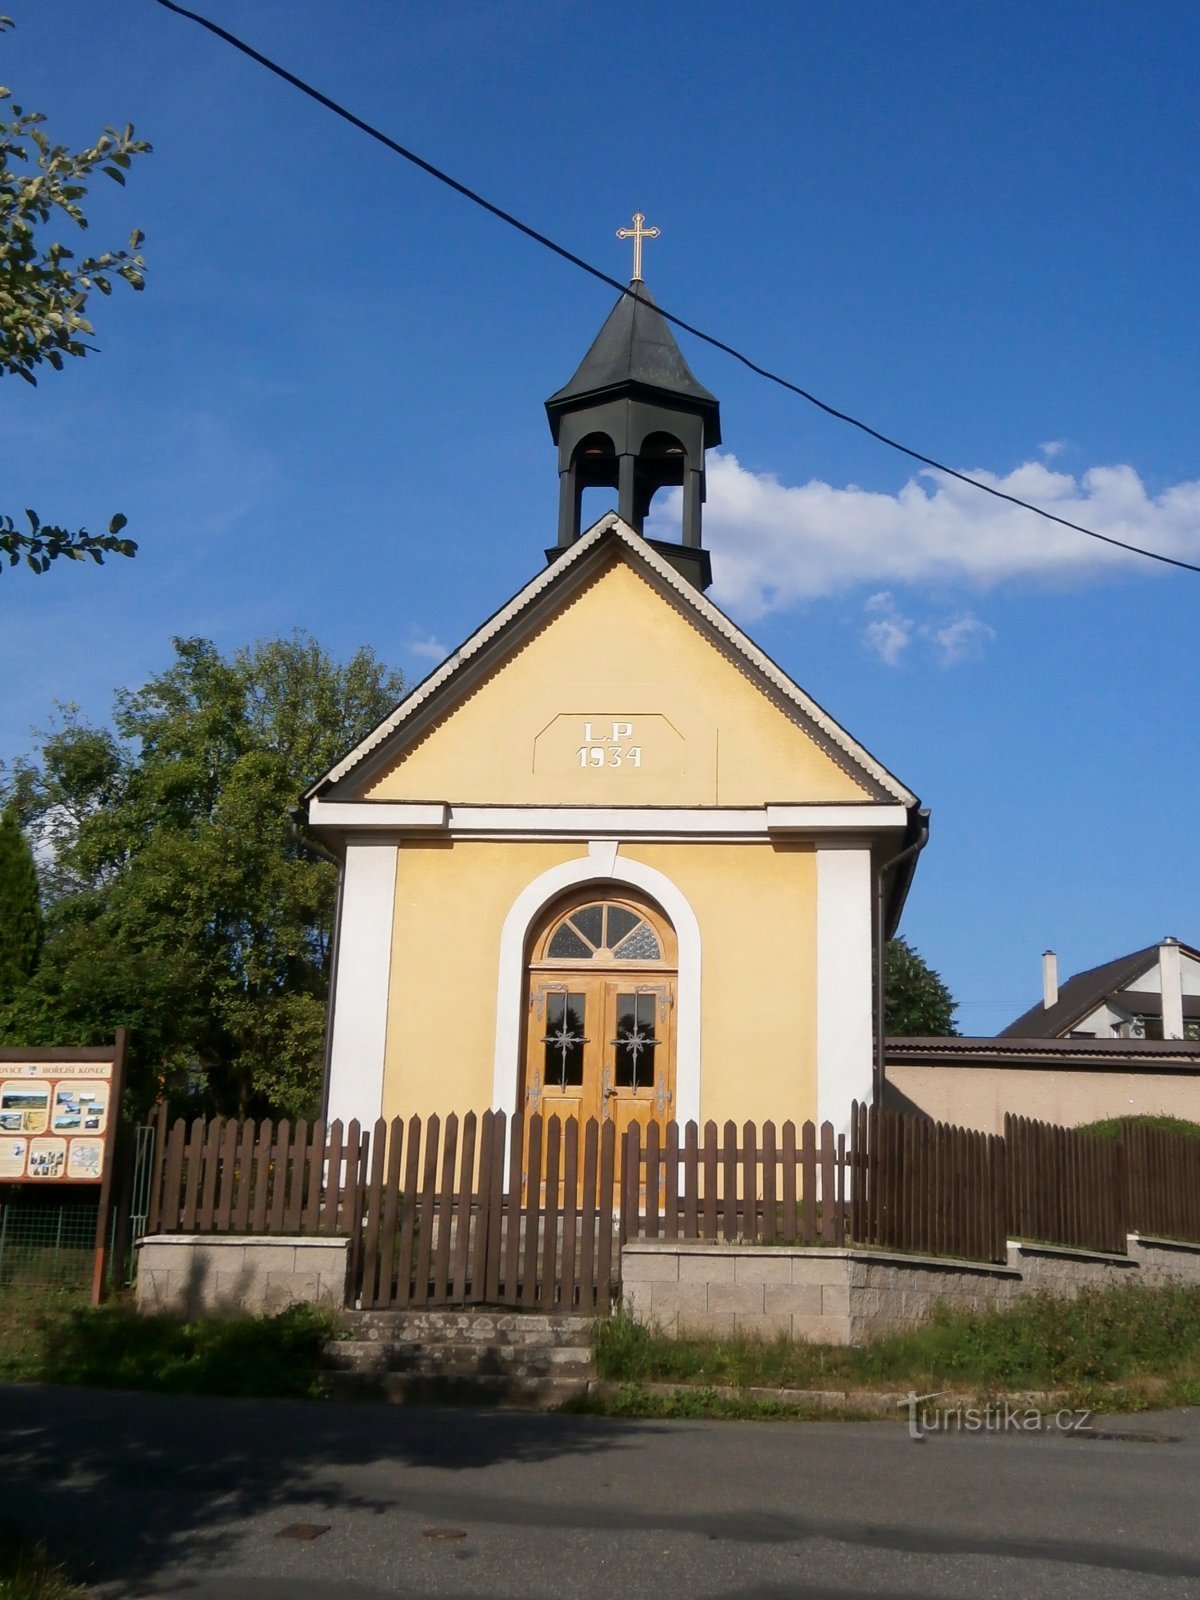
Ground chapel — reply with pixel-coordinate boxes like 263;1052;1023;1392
303;222;928;1143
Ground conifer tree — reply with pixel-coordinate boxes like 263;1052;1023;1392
0;804;42;1001
883;936;958;1036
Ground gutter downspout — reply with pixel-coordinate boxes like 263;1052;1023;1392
874;807;930;1106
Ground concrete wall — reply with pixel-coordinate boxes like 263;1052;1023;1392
886;1063;1200;1136
135;1234;349;1319
621;1235;1200;1345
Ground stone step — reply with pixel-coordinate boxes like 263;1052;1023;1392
334;1335;595;1362
341;1309;596;1343
328;1308;599;1401
322;1369;591;1410
324;1339;594;1378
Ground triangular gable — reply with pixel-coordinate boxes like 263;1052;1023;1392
308;516;917;808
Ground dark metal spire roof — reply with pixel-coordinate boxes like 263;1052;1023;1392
545;281;719;422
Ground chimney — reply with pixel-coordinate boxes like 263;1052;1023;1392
1042;950;1058;1011
1160;938;1184;1040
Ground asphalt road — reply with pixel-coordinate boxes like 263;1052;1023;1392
1;1384;1198;1599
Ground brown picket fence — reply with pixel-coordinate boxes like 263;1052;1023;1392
145;1101;1200;1306
1122;1120;1200;1243
850;1102;1008;1264
618;1117;846;1247
146;1110;366;1238
1005;1113;1127;1254
147;1108;849;1309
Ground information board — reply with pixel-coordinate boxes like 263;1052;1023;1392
0;1051;119;1186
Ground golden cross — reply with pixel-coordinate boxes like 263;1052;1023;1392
616;212;660;283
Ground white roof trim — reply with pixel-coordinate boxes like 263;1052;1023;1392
309;516;916;804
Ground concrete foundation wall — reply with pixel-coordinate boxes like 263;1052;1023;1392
621;1234;1200;1345
136;1234;349;1318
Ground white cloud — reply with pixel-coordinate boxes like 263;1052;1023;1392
644;452;1200;619
860;593;996;669
863;592;913;665
933;612;996;666
405;633;449;664
1039;440;1067;459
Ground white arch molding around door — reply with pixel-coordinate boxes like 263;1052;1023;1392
493;841;702;1126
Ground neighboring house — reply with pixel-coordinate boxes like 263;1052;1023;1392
302;268;927;1145
884;940;1200;1135
1002;940;1200;1042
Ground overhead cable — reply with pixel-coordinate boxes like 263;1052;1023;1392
149;0;1200;577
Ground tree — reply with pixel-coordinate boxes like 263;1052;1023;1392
1;14;149;572
1;633;404;1116
0;802;40;1001
883;937;958;1036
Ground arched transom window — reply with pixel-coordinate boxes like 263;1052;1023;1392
538;899;670;964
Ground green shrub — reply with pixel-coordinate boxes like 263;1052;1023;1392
1076;1113;1200;1142
32;1302;337;1399
599;1283;1200;1396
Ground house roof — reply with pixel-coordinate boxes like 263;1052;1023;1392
887;1036;1200;1069
998;942;1200;1038
544;282;719;425
305;513;919;810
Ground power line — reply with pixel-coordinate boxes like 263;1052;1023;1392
150;0;1200;578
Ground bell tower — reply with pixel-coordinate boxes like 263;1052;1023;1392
544;215;722;591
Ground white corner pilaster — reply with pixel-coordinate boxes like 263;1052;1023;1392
326;841;397;1127
815;844;874;1136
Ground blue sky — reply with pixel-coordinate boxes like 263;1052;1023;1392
3;0;1198;1034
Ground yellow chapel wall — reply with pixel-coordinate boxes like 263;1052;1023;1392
379;836;819;1129
368;546;863;1129
380;839;580;1123
632;840;818;1129
362;558;873;808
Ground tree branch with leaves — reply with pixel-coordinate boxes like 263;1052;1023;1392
1;13;149;572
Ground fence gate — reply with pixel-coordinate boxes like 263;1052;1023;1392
355;1111;620;1314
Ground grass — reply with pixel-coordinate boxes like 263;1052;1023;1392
0;1287;89;1384
583;1282;1200;1416
559;1383;874;1421
0;1289;337;1399
0;1523;86;1600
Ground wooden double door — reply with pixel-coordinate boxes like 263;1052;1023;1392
523;894;677;1175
